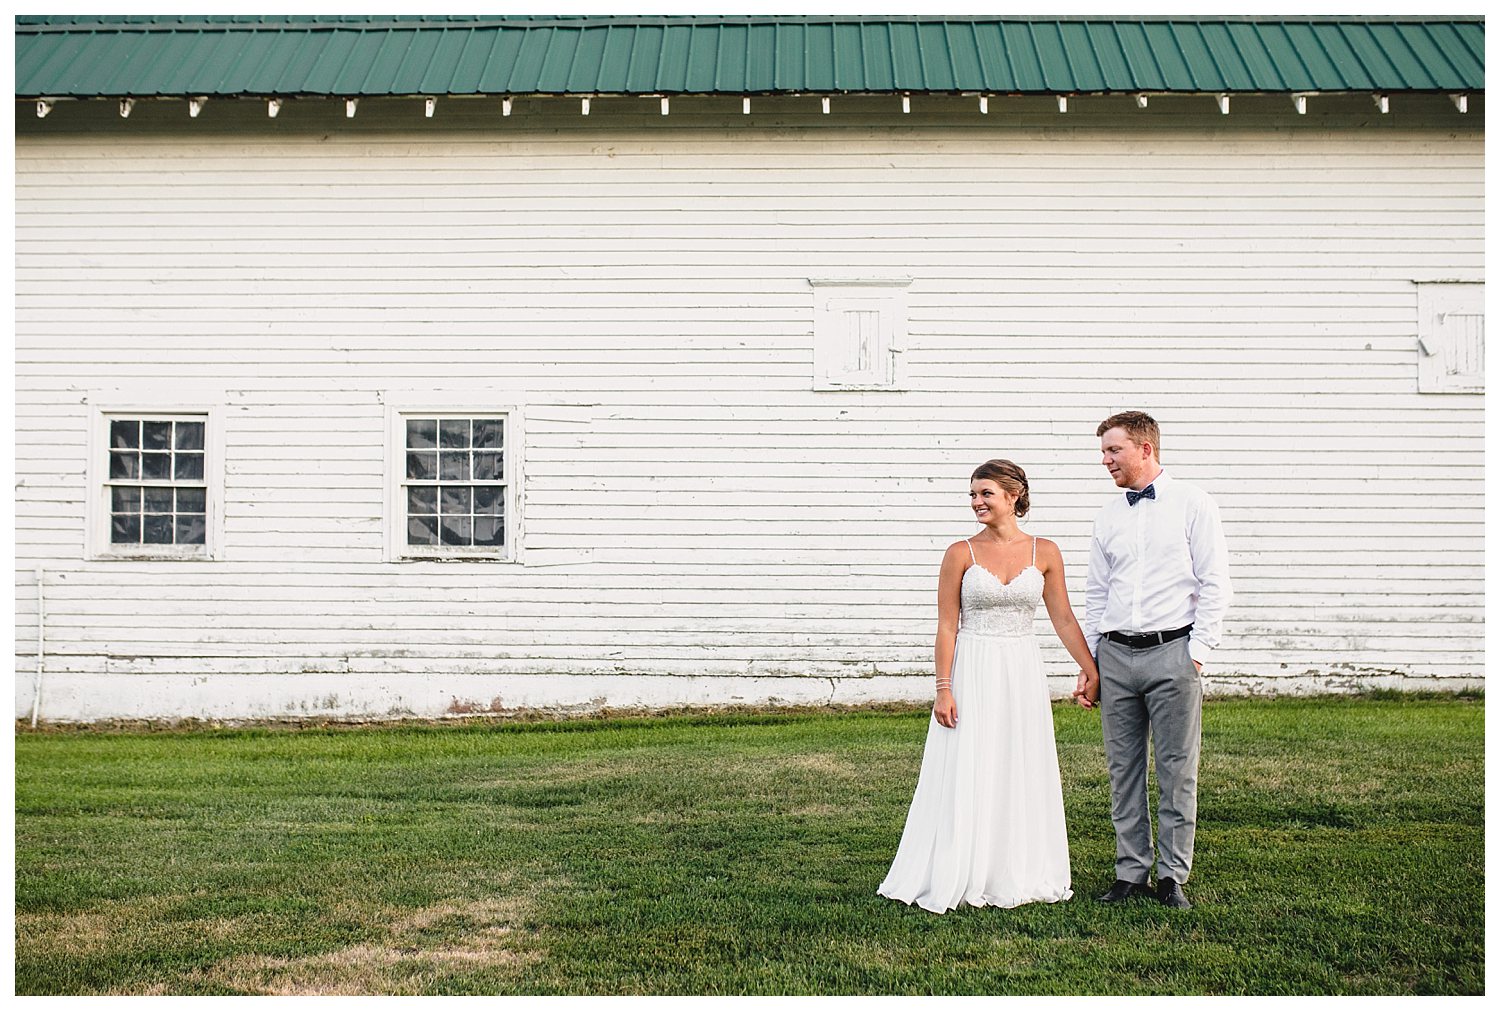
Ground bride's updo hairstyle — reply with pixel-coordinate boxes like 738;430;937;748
971;459;1030;519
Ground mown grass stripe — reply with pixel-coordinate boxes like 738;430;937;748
15;696;1483;995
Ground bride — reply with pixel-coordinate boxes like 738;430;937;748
878;459;1100;912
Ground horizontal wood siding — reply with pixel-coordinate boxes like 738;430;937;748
14;92;1484;717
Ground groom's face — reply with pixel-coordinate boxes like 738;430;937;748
1100;427;1153;489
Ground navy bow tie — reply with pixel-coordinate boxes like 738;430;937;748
1126;484;1156;506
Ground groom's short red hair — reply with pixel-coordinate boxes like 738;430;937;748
1096;411;1161;462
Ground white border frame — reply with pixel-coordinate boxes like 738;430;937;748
383;404;523;563
1415;280;1485;394
84;405;226;561
808;276;913;391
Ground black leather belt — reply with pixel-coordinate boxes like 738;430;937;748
1105;625;1192;649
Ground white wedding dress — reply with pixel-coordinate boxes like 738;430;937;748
878;536;1073;912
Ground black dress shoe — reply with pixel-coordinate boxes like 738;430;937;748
1097;879;1152;903
1156;878;1192;909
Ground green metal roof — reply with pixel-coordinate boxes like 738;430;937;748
15;15;1484;99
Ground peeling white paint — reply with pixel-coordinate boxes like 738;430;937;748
13;671;1483;724
13;97;1485;723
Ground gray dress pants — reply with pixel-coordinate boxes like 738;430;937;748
1097;635;1203;885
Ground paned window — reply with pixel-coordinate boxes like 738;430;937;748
106;416;208;547
401;415;508;554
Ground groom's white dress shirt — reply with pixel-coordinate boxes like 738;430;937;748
1084;470;1232;667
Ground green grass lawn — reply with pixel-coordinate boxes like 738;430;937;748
14;695;1484;995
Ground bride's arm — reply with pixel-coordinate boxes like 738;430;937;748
932;542;967;728
1037;539;1100;704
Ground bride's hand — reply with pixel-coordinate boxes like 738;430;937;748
934;690;957;728
1072;670;1099;709
1072;669;1090;708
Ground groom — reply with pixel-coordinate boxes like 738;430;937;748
1076;411;1231;910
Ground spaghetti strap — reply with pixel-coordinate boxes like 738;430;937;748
1031;536;1038;566
965;537;977;564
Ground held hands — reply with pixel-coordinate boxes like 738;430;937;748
934;689;957;728
1072;669;1100;709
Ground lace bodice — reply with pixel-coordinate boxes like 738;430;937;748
959;538;1044;638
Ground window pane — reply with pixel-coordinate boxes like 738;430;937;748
474;516;505;546
439;419;471;448
473;419;503;450
173;453;204;481
176;487;206;513
174;421;205;451
407;486;438;514
406;452;437;480
407;515;439;546
112;514;141;543
175;515;206;544
439;452;470;481
141;453;172;480
474;485;505;514
143;514;174;544
406;419;437;449
472;452;503;481
440;485;472;515
440;515;472;546
110;452;139;479
144;487;175;512
110;420;140;449
111;487;140;512
143;421;172;451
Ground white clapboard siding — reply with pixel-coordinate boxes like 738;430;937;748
13;91;1484;720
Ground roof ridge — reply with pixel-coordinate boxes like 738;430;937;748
14;15;1489;34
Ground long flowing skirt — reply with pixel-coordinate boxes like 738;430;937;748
878;630;1073;912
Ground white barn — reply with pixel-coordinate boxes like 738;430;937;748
14;15;1485;722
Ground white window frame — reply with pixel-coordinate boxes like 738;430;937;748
1416;281;1484;393
809;277;912;391
86;407;225;561
384;406;520;562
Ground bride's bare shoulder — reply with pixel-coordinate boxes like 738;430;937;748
943;539;974;563
1033;536;1065;564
